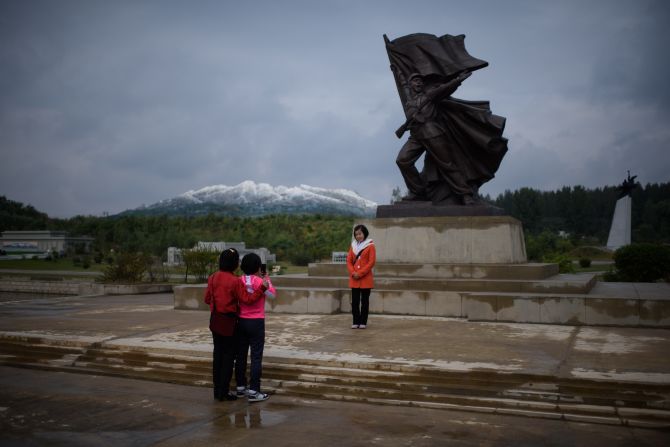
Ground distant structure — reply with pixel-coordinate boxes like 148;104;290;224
0;231;94;254
166;242;276;267
331;252;348;264
606;171;640;251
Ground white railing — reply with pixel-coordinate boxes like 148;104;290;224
331;252;348;264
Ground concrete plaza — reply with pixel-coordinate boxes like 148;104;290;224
0;290;669;445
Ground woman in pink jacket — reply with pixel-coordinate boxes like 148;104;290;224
234;253;276;402
346;224;376;329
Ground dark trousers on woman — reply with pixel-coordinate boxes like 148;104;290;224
212;332;236;399
351;288;371;326
235;318;265;392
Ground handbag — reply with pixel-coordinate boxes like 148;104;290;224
209;293;237;336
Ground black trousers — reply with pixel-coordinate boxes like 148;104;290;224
212;331;236;398
235;318;265;392
351;288;371;325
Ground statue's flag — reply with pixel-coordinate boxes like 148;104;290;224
382;32;508;202
384;33;488;82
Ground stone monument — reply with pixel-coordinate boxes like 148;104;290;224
376;33;525;264
606;171;639;250
382;32;508;210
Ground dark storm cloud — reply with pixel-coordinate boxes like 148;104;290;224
585;0;670;108
0;0;668;217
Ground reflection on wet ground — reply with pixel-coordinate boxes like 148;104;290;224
2;291;670;445
1;366;668;447
225;405;286;429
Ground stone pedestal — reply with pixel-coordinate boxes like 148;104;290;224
359;215;527;264
606;195;632;250
376;202;505;218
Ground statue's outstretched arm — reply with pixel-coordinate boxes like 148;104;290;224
427;72;472;101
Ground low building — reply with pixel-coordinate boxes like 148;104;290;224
0;231;94;254
166;242;276;266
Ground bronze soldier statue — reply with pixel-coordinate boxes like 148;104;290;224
385;33;508;205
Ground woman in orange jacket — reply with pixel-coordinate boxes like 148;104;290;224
346;224;376;329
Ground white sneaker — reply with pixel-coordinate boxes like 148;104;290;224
359;324;366;329
248;390;270;402
351;324;359;329
236;386;248;397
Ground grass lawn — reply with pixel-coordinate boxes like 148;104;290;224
278;264;308;275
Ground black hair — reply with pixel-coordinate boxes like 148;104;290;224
218;248;239;272
240;252;262;275
353;224;369;240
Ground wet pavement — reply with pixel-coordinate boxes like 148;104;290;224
0;291;670;445
1;366;668;446
1;293;669;384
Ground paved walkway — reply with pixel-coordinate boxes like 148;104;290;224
1;291;670;445
1;292;669;385
2;365;668;447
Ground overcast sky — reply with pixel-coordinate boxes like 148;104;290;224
1;0;668;218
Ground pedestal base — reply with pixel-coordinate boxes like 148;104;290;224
376;202;505;218
359;215;527;264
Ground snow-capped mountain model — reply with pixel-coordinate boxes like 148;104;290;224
122;181;378;217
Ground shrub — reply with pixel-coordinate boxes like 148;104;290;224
147;256;170;282
579;258;592;268
543;253;576;273
182;248;218;282
570;245;612;260
612;243;670;282
102;252;151;283
289;251;312;267
45;249;59;262
525;231;574;262
602;265;619;282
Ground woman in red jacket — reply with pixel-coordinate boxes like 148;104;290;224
346;224;376;329
204;248;267;401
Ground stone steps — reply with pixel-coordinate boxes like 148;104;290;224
0;339;87;368
270;380;662;426
174;275;668;327
1;335;669;428
263;363;655;406
271;274;595;295
173;260;670;328
307;262;559;280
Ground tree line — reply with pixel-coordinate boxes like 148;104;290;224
0;197;353;265
488;182;670;242
1;181;668;264
57;213;355;265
